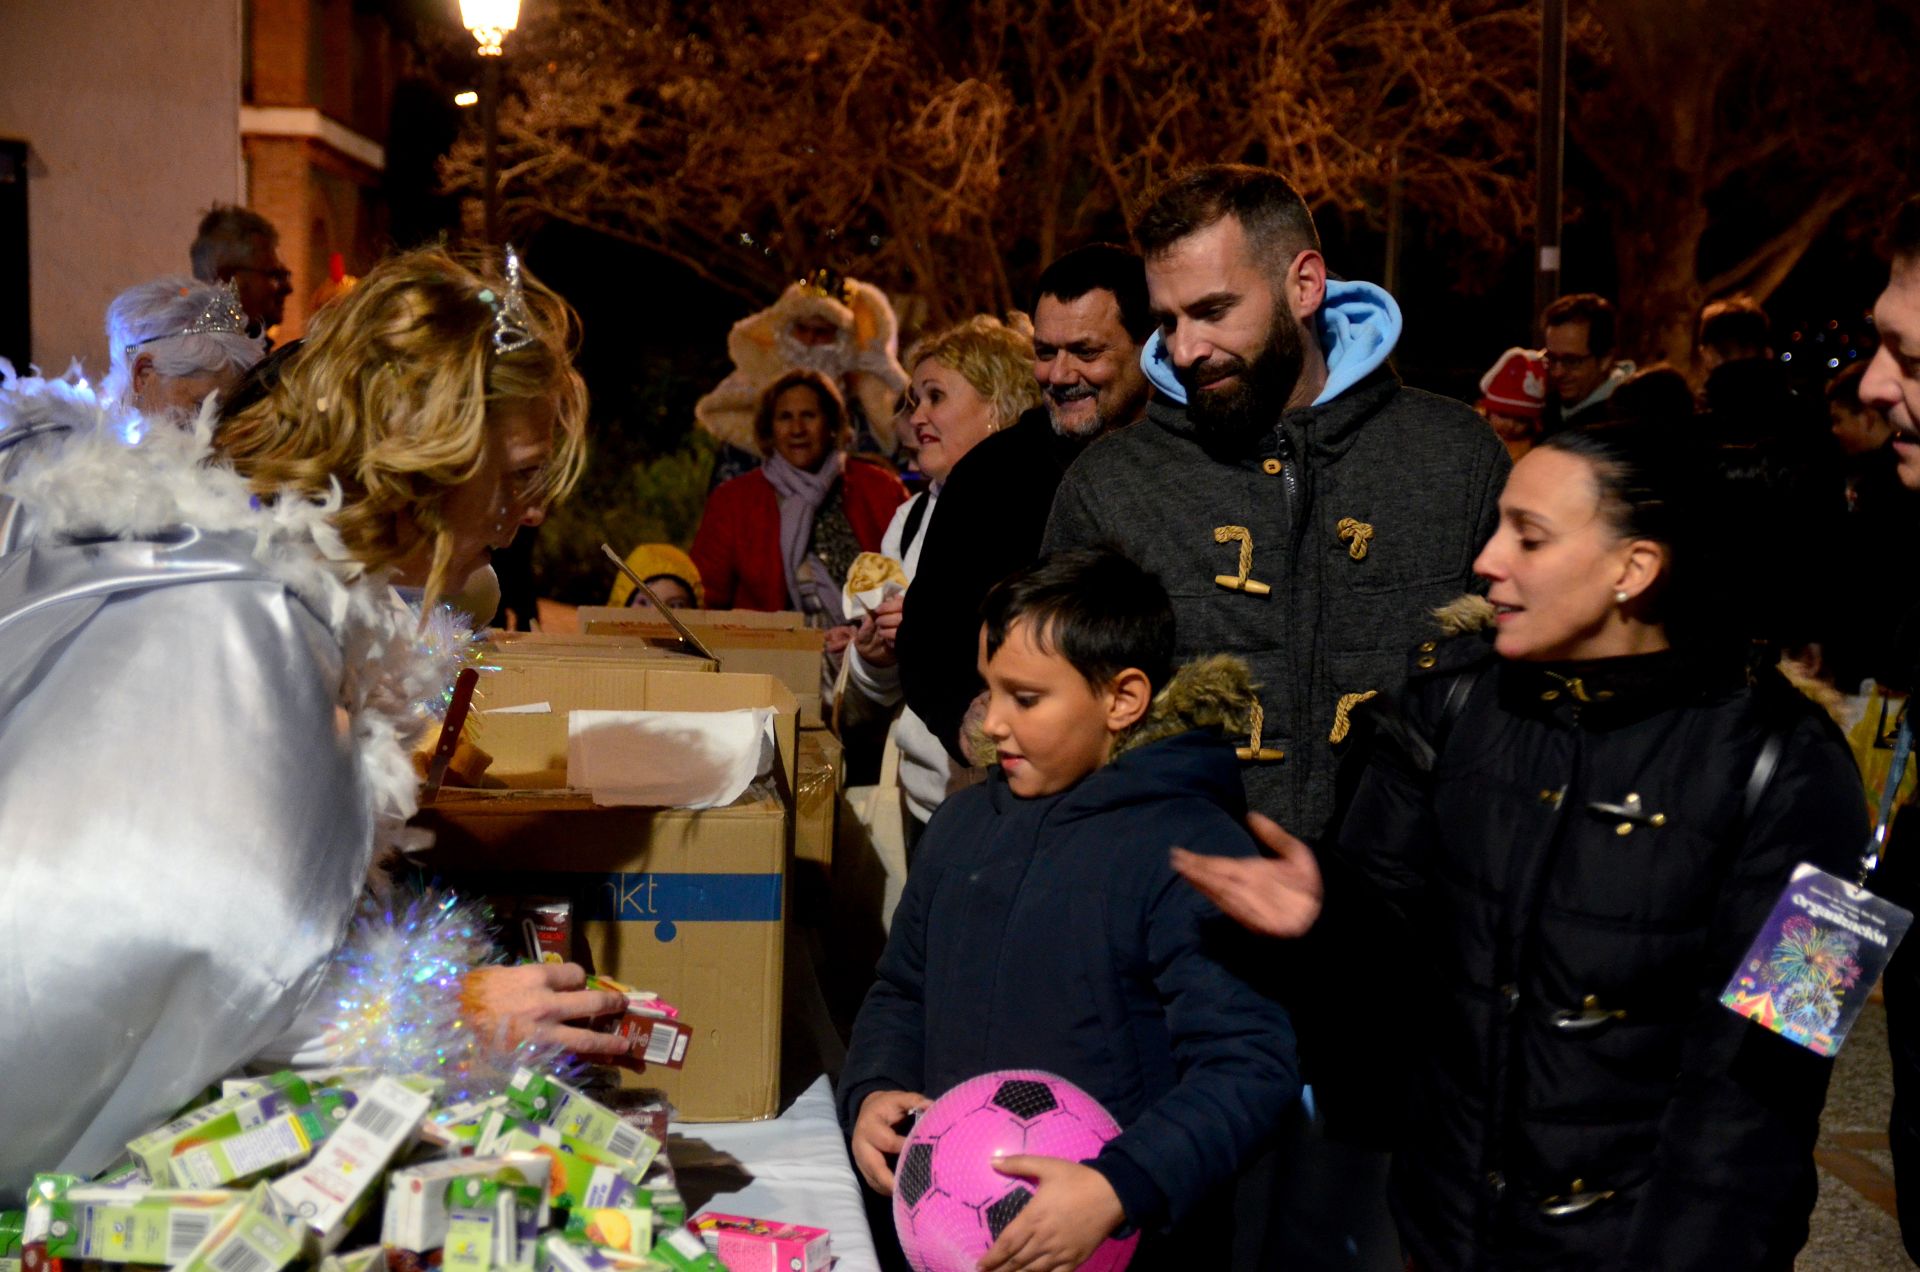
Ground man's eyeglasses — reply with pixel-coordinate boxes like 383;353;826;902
1543;352;1596;369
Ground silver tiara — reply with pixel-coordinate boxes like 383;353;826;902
126;280;252;353
478;246;536;355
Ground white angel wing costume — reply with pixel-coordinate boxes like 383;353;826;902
0;393;450;1202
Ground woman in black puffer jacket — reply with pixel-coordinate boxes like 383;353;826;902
1178;423;1868;1271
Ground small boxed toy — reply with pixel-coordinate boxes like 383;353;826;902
690;1215;830;1272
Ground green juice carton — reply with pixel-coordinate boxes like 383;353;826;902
503;1073;660;1172
473;1114;647;1212
442;1179;542;1272
646;1228;723;1272
269;1077;431;1253
127;1075;314;1185
382;1154;551;1253
172;1183;303;1272
39;1181;243;1265
534;1235;665;1272
317;1247;385;1272
562;1208;651;1257
168;1089;355;1189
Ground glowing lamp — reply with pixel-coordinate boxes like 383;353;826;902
460;0;521;55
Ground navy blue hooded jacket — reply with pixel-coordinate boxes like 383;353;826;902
836;728;1301;1232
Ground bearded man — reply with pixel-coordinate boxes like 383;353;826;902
1041;161;1509;1272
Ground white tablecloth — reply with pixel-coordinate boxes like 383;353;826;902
671;1075;879;1272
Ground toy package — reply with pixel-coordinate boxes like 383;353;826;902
691;1214;831;1272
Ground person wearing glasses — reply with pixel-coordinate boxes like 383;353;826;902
190;204;294;339
1541;292;1635;432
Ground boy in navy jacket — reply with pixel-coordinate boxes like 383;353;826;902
837;548;1300;1269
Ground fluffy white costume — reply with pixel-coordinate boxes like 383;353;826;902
0;379;464;1200
693;277;909;455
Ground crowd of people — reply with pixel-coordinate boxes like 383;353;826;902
1;165;1919;1272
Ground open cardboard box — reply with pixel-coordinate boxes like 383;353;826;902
414;665;798;1121
482;629;716;672
575;607;826;726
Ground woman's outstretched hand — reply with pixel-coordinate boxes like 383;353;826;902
464;961;635;1059
1170;812;1324;938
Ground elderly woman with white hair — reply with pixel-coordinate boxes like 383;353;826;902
103;275;263;424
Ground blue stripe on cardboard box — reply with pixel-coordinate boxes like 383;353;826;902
448;871;782;943
576;872;783;923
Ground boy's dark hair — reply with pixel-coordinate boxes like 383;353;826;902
1133;164;1321;272
1542;292;1617;358
981;548;1176;693
1033;243;1154;343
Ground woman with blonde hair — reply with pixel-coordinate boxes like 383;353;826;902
842;313;1043;845
0;246;634;1202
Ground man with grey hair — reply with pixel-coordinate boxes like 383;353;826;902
189;205;291;336
105;277;263;425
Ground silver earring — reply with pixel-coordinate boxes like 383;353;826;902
1614;590;1630;604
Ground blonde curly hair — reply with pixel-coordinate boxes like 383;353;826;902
214;246;587;605
904;313;1043;431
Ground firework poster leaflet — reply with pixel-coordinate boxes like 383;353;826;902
1720;863;1913;1057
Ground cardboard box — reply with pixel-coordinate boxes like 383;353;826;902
576;609;825;726
418;665;799;1122
792;729;842;871
484;631;716;672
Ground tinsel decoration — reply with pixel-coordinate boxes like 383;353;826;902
327;888;572;1103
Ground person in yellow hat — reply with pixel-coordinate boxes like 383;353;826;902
608;542;704;610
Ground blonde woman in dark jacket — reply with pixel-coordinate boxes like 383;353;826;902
1178;424;1867;1271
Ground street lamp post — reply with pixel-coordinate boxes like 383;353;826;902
460;0;522;249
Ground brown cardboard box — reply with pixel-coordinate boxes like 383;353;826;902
416;664;797;1121
576;608;825;726
482;629;716;671
793;728;843;870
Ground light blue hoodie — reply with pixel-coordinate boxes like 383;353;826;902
1140;278;1404;409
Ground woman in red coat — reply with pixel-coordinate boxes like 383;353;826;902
691;369;908;620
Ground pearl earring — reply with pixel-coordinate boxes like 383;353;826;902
1614;590;1630;604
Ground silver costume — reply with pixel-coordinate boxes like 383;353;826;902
0;402;446;1202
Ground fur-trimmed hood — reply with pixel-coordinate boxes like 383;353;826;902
1113;653;1260;758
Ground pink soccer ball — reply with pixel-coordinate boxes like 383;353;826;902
892;1070;1138;1272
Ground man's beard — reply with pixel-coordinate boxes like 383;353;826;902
1177;305;1305;454
1044;384;1104;439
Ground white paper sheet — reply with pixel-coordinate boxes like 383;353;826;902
565;707;775;809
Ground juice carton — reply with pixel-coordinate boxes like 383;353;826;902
39;1181;243;1265
472;1115;646;1212
168;1088;356;1188
382;1154;552;1253
504;1073;661;1171
269;1077;431;1252
442;1178;542;1272
562;1208;652;1257
647;1227;724;1272
128;1075;314;1184
172;1183;303;1272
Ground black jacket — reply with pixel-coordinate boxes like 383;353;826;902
835;729;1300;1237
1043;367;1507;841
1324;636;1865;1271
897;406;1089;761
